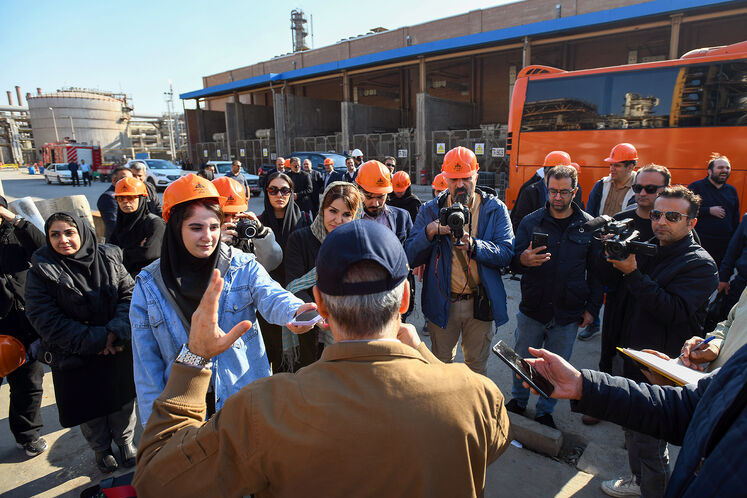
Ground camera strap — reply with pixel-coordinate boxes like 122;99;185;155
454;249;478;294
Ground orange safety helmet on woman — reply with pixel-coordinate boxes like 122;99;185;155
162;174;222;222
604;143;638;163
355;160;393;194
391;171;411;193
432;172;448;192
212;177;248;213
0;335;26;377
543;151;572;167
114;177;148;197
442;146;479;179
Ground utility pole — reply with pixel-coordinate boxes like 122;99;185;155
164;82;176;160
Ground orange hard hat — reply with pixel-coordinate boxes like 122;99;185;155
284;159;291;169
162;174;222;222
543;151;572;167
570;162;581;172
212;177;248;213
392;171;411;193
114;177;148;197
0;335;26;377
432;173;448;192
323;158;334;166
604;143;638;163
355;160;392;194
442;146;479;179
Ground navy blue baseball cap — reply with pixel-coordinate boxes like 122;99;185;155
316;220;409;296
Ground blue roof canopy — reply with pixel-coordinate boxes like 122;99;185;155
181;0;733;100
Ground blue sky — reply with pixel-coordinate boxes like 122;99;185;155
1;0;512;114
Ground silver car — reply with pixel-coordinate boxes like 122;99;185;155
44;163;73;184
126;159;185;191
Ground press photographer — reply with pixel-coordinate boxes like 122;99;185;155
405;146;514;375
212;177;282;271
594;184;718;497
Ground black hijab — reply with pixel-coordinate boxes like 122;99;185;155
43;211;115;324
259;173;303;248
110;194;149;249
0;195;10;237
159;201;221;322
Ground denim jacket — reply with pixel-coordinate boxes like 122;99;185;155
130;243;303;423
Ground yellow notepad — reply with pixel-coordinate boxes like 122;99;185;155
617;347;708;386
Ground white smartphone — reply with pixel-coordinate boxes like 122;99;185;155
289;309;323;327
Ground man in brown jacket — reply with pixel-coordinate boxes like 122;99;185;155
133;221;511;498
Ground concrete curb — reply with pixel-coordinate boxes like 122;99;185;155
508;412;563;458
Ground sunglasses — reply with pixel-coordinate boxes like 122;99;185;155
650;210;690;223
632;184;666;194
267;186;292;196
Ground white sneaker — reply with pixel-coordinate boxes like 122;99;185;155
601;476;641;497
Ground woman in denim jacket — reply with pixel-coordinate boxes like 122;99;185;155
130;175;314;423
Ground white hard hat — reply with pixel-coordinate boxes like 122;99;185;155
351;149;363;157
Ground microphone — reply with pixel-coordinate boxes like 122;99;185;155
581;215;612;233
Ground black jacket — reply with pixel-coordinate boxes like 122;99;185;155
307;169;323;212
511;202;601;326
108;213;166;277
572;343;747;498
596;233;718;381
287;171;314;212
284;226;321;303
387;188;422;224
0;219;45;347
321;170;344;190
144;181;163;218
25;244;134;363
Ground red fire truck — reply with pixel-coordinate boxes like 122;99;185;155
42;141;102;170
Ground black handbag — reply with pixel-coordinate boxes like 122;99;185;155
704;291;729;333
455;250;494;322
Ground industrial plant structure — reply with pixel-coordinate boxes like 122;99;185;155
179;0;746;194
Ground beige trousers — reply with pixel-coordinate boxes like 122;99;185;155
428;299;493;375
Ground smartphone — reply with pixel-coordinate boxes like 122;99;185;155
289;309;323;327
532;232;549;253
492;340;555;399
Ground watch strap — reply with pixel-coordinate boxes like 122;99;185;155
175;344;210;367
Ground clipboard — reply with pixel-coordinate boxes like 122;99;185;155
617;347;707;386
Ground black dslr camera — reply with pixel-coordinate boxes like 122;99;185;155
582;215;657;260
235;219;260;240
439;201;471;246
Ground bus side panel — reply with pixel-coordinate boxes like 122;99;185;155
504;77;528;206
507;127;747;210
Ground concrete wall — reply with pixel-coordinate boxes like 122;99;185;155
273;94;341;155
225;102;274;142
416;93;476;172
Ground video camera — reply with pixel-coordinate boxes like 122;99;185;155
581;215;657;260
439;197;471;246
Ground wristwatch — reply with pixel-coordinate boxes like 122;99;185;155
12;215;23;227
175;344;211;368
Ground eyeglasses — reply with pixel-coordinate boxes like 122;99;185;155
548;188;573;197
650;210;690;223
632;184;666;194
267;186;292;196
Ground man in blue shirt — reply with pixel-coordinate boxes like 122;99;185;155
225;160;249;198
688;154;739;268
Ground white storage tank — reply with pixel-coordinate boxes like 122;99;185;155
27;89;130;152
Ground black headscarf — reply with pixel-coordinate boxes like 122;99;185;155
258;173;303;248
159;201;221;322
110;194;149;250
0;195;10;237
43;211;115;324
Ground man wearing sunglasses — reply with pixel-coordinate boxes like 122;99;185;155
595;185;718;498
687;153;739;268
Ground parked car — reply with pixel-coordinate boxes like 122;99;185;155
125;159;185;191
207;160;261;196
44;163;73;184
291;152;348;175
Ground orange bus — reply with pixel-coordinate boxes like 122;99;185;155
505;41;747;210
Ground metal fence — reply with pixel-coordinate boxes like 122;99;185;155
292;134;341;154
235;139;276;174
351;131;416;177
428;126;508;199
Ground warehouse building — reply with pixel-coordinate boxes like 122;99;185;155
180;0;746;192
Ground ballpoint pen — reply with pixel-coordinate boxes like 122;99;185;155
678;336;716;358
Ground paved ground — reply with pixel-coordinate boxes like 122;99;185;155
0;167;676;497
